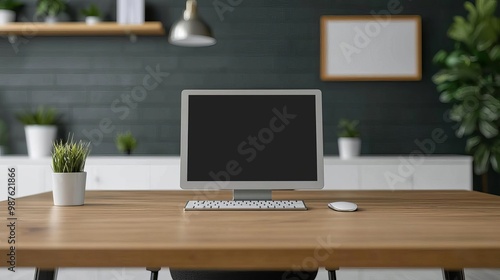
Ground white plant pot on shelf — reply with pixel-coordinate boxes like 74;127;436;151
25;125;57;158
45;15;58;24
52;172;87;206
0;9;15;25
85;16;101;25
338;137;361;159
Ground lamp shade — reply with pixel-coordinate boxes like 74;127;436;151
169;0;216;47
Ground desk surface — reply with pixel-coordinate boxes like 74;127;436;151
1;190;500;269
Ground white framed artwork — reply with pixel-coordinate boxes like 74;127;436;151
320;15;422;81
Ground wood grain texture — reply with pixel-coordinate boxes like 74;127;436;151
0;22;165;36
1;190;500;269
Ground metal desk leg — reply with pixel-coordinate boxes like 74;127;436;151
34;268;57;280
327;269;337;280
443;270;465;280
147;267;161;280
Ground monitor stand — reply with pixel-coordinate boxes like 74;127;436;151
233;190;272;200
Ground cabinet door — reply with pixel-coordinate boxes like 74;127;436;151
413;165;472;190
360;165;412;190
85;165;100;190
17;165;49;198
86;165;150;190
150;165;181;190
324;165;359;190
0;165;49;201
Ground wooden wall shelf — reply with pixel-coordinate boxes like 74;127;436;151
0;22;165;36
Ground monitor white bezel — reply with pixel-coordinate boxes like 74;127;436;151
180;89;324;190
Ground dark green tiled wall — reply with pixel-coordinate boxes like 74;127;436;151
0;0;471;156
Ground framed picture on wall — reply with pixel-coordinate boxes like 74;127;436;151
320;15;422;81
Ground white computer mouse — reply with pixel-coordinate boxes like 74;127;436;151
328;201;358;212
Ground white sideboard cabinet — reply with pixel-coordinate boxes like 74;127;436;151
0;155;472;201
324;156;472;190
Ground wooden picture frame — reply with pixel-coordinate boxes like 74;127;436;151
320;15;422;81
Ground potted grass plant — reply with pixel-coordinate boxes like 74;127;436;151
17;107;59;159
116;131;138;155
0;0;23;24
81;4;101;25
52;137;91;206
36;0;66;23
338;119;361;159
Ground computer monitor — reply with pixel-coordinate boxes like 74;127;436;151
180;89;324;200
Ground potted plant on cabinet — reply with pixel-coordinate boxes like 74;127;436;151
17;107;59;158
0;0;23;25
338;119;361;159
432;0;500;193
81;4;101;25
36;0;66;23
52;137;91;206
116;131;137;155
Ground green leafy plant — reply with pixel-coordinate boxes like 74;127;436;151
16;107;59;125
115;131;137;155
338;119;360;138
52;136;91;173
0;0;24;11
432;0;500;178
81;4;100;17
36;0;66;17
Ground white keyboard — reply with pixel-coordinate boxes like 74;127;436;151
184;200;307;211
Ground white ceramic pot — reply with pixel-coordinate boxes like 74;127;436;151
85;16;101;25
338;137;361;159
25;125;57;158
45;15;58;23
0;9;15;25
52;172;87;206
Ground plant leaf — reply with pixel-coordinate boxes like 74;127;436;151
479;105;499;121
466;135;482;153
454;85;480;100
436;82;455;93
479;120;499;138
439;91;454;103
465;1;478;24
450;105;466;122
491;152;500;172
457;113;478;137
432;71;458;84
483;94;500;109
433;50;448;65
448;16;473;44
490;45;500;61
473;21;498;51
491;141;500;172
473;143;490;174
479;0;498;18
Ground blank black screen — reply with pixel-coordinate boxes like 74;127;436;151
187;95;318;181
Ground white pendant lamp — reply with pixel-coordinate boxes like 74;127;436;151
169;0;216;47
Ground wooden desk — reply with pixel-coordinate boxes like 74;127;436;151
1;190;500;280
